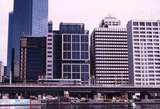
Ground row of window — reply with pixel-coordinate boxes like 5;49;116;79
134;35;159;38
133;31;159;34
96;57;128;60
63;73;89;81
134;39;159;42
135;74;160;77
63;34;88;42
133;27;159;30
63;43;88;51
95;38;127;41
96;68;128;70
63;64;89;73
95;42;127;44
96;61;128;63
135;79;160;81
96;73;128;75
134;43;159;46
135;70;160;73
133;22;159;26
95;35;127;38
134;47;160;49
95;46;128;49
63;52;88;59
135;83;160;85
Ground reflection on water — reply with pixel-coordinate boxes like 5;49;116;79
0;104;160;109
0;106;41;109
0;106;29;109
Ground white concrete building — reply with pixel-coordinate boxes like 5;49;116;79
46;33;54;79
127;20;160;86
91;17;129;85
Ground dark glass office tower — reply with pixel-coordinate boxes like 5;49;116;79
20;37;46;82
7;0;48;81
7;12;14;77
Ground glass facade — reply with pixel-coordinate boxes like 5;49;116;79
20;37;46;82
8;0;48;80
7;12;14;76
63;64;89;82
60;23;85;34
60;23;90;84
63;34;89;60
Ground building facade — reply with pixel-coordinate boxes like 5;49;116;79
46;23;90;84
61;23;90;84
91;17;129;85
0;61;4;83
127;20;160;86
7;0;48;81
46;32;54;79
19;37;46;82
7;12;14;77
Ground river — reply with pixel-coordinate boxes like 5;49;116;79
0;104;160;109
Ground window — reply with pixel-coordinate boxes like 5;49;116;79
81;43;88;51
48;55;52;57
153;22;158;26
63;73;71;79
133;22;138;26
63;65;71;72
81;73;89;81
48;39;52;41
72;65;80;72
140;28;145;30
81;35;88;42
72;35;80;42
63;52;71;59
140;22;145;26
48;51;52;53
47;65;52;67
63;35;71;42
146;28;152;30
47;69;52;71
72;73;80;79
133;27;138;30
81;52;88;59
72;43;80;51
81;65;89;72
146;22;151;26
47;47;52;49
64;43;71;51
48;43;52;45
72;52;80;59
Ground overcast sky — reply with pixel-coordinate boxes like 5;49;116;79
1;0;160;65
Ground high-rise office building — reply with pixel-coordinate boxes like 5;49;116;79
61;23;90;84
46;23;90;84
20;37;46;82
91;16;129;85
127;20;160;86
0;61;4;83
7;12;14;77
7;0;48;81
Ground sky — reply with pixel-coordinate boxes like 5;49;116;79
1;0;160;65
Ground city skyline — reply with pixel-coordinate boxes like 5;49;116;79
1;0;160;65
